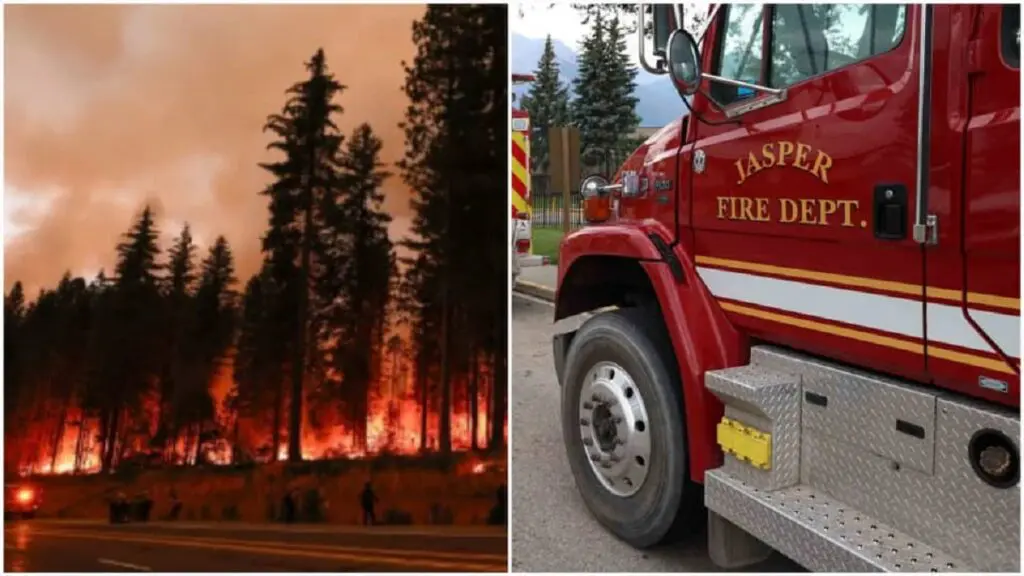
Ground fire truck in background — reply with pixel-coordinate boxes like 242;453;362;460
552;4;1019;572
512;73;546;288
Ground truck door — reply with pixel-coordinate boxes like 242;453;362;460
687;4;929;381
924;5;1020;405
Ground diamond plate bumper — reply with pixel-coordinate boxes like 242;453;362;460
706;470;968;572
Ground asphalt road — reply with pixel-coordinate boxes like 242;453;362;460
3;519;507;572
510;293;802;573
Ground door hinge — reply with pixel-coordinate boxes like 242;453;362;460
913;214;939;245
966;38;984;74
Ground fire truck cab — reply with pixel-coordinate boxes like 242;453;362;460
552;4;1019;572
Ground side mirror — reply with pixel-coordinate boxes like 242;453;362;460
651;5;674;58
666;29;702;97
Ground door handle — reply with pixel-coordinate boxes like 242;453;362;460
873;184;908;240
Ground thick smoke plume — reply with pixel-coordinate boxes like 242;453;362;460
5;4;423;292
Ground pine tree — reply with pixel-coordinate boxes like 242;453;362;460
260;48;347;462
572;11;617;157
100;206;164;471
186;236;237;463
399;4;507;456
156;225;198;457
520;35;571;174
603;16;641;156
316;122;394;451
4;282;26;441
234;261;287;462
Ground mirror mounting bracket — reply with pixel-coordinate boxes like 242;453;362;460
722;89;788;118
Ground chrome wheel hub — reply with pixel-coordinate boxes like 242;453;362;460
579;361;651;497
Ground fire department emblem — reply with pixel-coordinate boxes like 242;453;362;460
693;150;706;174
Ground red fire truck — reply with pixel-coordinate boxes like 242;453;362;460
552;4;1019;572
512;73;546;287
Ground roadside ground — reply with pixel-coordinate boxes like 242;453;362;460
530;227;563;264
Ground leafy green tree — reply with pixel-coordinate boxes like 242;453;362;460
520;35;571;175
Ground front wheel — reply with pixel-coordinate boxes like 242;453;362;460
560;307;701;548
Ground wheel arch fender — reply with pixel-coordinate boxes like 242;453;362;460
555;227;748;483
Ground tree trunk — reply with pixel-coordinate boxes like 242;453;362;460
272;374;283;462
231;416;241;464
192;424;203;465
489;350;505;452
50;406;67;472
470;355;480;451
73;418;87;473
101;406;120;473
438;297;452;457
418;359;429;453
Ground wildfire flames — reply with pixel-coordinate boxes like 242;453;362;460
16;361;506;477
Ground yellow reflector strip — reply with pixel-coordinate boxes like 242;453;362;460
716;417;772;470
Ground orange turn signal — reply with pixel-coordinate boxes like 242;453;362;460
584;196;612;223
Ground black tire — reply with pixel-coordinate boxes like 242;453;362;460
560;307;702;548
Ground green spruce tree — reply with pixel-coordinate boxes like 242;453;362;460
603;15;641;156
520;35;571;175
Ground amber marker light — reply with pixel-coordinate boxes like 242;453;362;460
580;175;615;224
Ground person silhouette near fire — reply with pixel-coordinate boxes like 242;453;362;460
360;481;379;526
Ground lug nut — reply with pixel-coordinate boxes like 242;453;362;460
583;401;593;409
583;438;593;446
580;418;589;426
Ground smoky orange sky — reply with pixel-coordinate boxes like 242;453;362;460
4;3;424;294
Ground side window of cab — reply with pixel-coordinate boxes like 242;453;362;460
709;4;908;104
1002;4;1020;69
768;5;907;87
709;4;765;106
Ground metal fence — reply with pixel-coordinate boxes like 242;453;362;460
530;146;630;231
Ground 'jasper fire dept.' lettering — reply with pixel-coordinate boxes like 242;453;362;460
716;141;863;228
715;197;863;227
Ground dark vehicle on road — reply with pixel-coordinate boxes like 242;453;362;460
5;483;42;520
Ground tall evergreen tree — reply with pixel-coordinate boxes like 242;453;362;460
233;261;287;462
399;4;507;456
260;48;347;462
520;35;571;175
156;225;198;456
98;205;163;471
571;10;615;156
603;15;641;155
4;282;27;448
316;122;394;451
185;236;237;462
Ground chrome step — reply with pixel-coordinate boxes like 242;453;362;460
705;469;969;573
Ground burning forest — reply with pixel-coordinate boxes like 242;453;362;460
4;6;508;478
